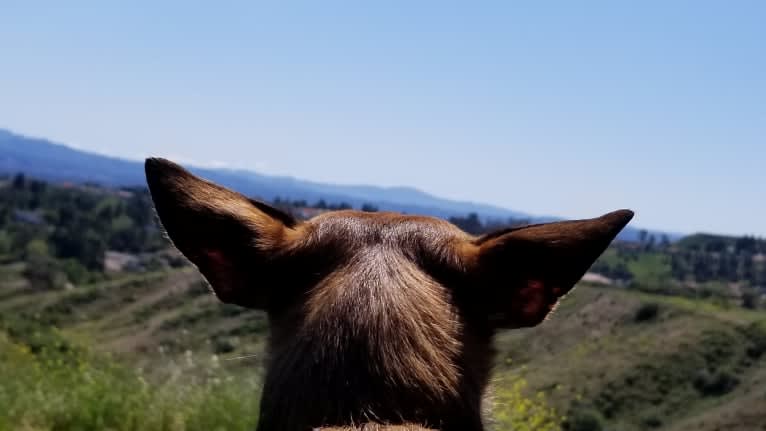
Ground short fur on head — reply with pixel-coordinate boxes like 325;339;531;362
145;158;634;431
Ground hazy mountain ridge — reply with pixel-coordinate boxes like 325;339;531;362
0;128;672;241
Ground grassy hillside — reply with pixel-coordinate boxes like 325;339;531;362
0;322;261;431
0;176;764;430
1;261;764;430
0;264;563;431
494;286;766;431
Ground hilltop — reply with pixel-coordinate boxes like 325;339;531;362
0;128;675;242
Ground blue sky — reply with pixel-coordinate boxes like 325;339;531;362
1;1;764;236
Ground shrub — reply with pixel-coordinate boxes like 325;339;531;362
634;303;660;322
743;321;766;359
0;329;261;431
213;336;238;354
741;288;760;309
642;415;663;428
693;370;739;396
491;374;563;431
563;409;603;431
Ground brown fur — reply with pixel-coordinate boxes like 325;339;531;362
318;425;435;431
144;158;633;431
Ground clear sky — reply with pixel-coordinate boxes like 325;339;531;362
1;1;764;236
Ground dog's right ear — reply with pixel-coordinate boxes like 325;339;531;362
464;210;633;329
145;158;299;309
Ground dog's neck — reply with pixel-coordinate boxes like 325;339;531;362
256;251;493;431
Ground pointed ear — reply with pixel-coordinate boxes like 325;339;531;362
145;158;298;309
470;210;634;328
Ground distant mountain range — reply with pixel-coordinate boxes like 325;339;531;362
0;128;673;241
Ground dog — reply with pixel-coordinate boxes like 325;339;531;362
145;158;632;431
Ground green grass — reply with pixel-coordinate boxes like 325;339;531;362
0;322;560;431
0;323;261;431
497;284;766;431
626;252;673;286
2;265;766;431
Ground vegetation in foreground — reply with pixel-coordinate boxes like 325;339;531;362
0;318;261;431
0;174;765;430
0;315;560;431
496;286;766;431
2;264;765;431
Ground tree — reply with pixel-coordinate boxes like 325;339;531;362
12;173;26;190
738;253;754;282
741;288;760;310
491;374;563;431
24;238;50;259
660;234;671;249
0;230;10;255
638;229;648;244
449;213;484;234
736;236;757;254
330;202;353;210
646;234;657;251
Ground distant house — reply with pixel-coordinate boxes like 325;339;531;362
104;251;141;273
13;209;44;225
581;272;614;286
103;248;189;273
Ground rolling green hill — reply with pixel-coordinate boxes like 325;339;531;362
0;175;764;430
1;261;764;431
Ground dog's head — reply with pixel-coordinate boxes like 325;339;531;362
145;157;633;428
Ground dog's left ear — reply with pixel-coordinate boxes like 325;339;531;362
468;210;634;328
145;158;300;309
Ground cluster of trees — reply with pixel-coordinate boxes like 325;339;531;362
669;234;765;284
592;232;765;310
0;174;164;286
624;230;765;286
0;177;417;288
3;173;764;299
447;212;531;235
273;197;385;214
669;248;765;285
272;197;353;212
272;197;382;214
273;199;530;235
606;234;766;288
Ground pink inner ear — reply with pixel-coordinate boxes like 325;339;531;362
198;249;238;300
517;279;564;321
519;279;547;317
202;249;234;280
204;249;227;266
